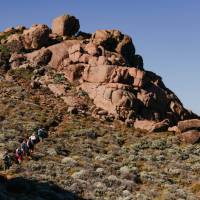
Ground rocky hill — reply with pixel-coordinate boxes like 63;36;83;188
0;14;200;200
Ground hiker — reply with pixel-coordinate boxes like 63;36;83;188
27;138;34;153
37;128;47;141
21;139;30;156
3;150;12;170
15;148;23;164
29;133;39;144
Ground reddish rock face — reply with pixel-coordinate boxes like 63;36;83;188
179;130;200;144
6;34;24;52
27;48;52;66
82;65;144;87
25;35;195;124
134;119;169;132
81;82;140;117
168;126;179;132
62;64;85;83
92;30;136;67
52;15;80;36
47;40;80;68
48;84;66;97
85;42;100;56
23;24;51;49
178;119;200;132
18;15;198;127
61;96;86;108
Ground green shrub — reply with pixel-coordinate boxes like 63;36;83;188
0;45;10;70
8;67;34;80
0;44;10;55
0;29;23;41
53;73;65;83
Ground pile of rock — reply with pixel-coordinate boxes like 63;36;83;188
2;24;51;52
0;14;198;131
169;119;200;144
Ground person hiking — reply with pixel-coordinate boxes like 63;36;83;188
27;138;34;153
3;150;12;171
15;148;23;164
21;139;30;156
29;133;39;144
37;128;47;141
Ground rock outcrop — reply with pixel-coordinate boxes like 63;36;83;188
52;14;80;36
5;24;51;50
177;119;200;132
168;119;200;144
23;24;51;49
91;29;137;66
134;119;170;132
180;130;200;144
1;14;198;130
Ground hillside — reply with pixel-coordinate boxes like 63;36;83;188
0;15;200;200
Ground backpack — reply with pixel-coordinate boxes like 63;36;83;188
38;129;43;136
21;142;27;150
16;148;22;156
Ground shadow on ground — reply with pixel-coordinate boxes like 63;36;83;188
0;175;85;200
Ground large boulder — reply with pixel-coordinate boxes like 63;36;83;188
115;35;135;65
82;65;145;87
179;130;200;144
81;82;140;119
5;34;24;53
92;30;135;65
26;40;80;69
177;119;200;132
134;119;169;132
26;48;52;66
91;30;122;50
48;40;80;68
62;64;85;82
23;24;51;49
68;43;83;63
84;42;100;56
9;53;26;69
52;15;80;36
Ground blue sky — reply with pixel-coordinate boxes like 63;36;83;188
0;1;199;114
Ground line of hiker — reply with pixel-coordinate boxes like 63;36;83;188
2;128;48;171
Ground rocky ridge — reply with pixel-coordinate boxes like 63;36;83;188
0;14;200;200
1;14;198;132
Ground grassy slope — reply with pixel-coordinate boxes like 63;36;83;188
0;69;200;200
